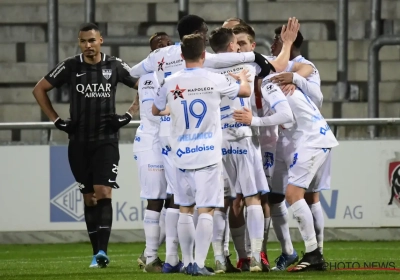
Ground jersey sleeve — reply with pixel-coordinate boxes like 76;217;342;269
153;80;168;111
215;74;240;100
116;58;138;88
250;101;293;127
44;58;71;88
204;51;255;68
260;79;288;109
129;50;157;77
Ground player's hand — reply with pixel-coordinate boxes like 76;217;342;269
280;17;300;44
109;112;132;131
233;107;253;126
253;52;274;77
280;84;296;95
270;72;293;85
229;68;251;82
54;117;75;134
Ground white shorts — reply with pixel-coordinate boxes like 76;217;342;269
287;146;331;190
134;146;167;200
222;137;269;198
174;162;224;208
307;151;332;192
270;137;291;195
159;136;175;195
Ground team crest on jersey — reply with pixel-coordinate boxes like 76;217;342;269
158;57;165;71
102;69;112;80
387;152;400;206
171;85;186;100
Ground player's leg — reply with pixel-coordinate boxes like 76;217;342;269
223;208;230;257
241;138;269;272
286;148;330;272
174;168;196;274
229;195;249;270
160;139;183;273
134;146;167;272
268;140;298;271
192;163;224;276
90;140;122;268
212;154;241;273
304;151;332;255
68;140;98;268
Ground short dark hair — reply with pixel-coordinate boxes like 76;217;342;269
79;23;100;33
232;24;256;43
181;34;205;61
274;26;303;49
177;15;205;39
209;27;235;53
224;17;247;25
149;32;168;45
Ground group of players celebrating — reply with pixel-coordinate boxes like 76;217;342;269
32;13;337;276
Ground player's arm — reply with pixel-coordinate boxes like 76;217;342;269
127;94;140;117
234;81;293;126
292;69;323;109
33;59;73;132
218;69;251;99
204;51;256;68
152;84;168;116
129;52;156;78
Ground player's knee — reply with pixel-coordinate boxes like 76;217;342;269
147;199;164;212
304;192;319;204
285;184;305;205
268;193;285;204
229;206;245;227
93;185;112;199
244;193;261;206
83;193;96;206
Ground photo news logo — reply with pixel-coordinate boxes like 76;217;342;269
323;261;400;271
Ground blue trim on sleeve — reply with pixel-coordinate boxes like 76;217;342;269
142;98;154;103
271;99;288;109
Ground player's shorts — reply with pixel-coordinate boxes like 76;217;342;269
307;151;332;192
222;137;269;198
133;145;167;200
68;139;120;194
174;162;224;208
159;136;176;195
252;136;270;196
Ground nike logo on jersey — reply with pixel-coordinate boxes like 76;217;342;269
118;118;125;122
60;124;67;127
76;73;86;77
108;179;116;183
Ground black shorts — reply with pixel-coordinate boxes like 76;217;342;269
68;140;120;194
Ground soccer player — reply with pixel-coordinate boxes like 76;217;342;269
267;27;326;271
152;34;252;276
32;23;138;268
133;32;176;272
207;27;276;273
277;87;338;272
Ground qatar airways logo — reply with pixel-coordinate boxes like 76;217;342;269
76;83;112;98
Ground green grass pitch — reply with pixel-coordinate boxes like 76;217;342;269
0;241;399;279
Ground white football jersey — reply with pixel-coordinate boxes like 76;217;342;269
283;89;338;148
153;68;240;169
205;63;257;140
133;72;161;152
130;42;256;83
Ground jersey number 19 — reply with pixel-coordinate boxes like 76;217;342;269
181;99;208;129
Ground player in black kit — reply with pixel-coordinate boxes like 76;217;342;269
32;23;138;268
